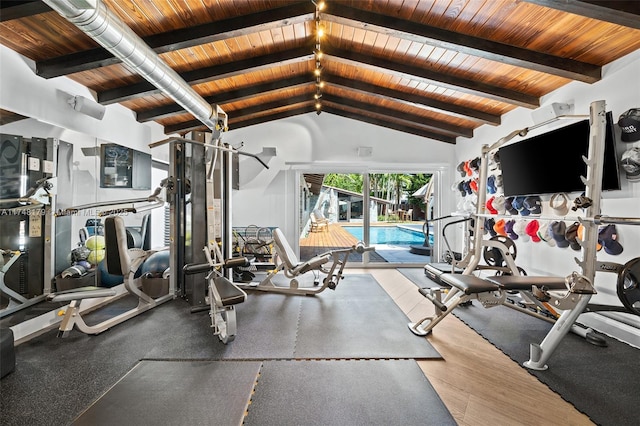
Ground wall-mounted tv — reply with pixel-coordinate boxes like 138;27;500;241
499;111;620;197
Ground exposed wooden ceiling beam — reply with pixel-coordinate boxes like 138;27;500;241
324;74;501;125
522;0;640;29
35;1;315;78
0;108;30;126
321;94;473;138
98;43;315;104
229;103;316;130
164;91;472;138
137;75;312;122
322;3;601;83
141;71;500;126
0;1;51;22
325;47;540;109
322;105;457;144
170;103;317;134
164;94;314;134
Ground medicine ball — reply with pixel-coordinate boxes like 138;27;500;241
140;251;170;279
86;235;106;251
87;249;105;266
97;260;124;288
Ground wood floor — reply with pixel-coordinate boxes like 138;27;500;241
354;268;594;426
300;223;359;247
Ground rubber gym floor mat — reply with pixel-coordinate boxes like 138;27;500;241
293;275;441;359
143;291;302;360
73;360;261;426
396;267;436;288
1;275;440;425
244;359;456;426
143;274;440;360
452;303;640;426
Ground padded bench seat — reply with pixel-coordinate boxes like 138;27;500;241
484;275;566;291
439;274;499;295
213;277;246;306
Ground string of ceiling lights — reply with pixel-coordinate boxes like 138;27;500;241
313;0;325;115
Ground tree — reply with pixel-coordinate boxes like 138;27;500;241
324;173;363;193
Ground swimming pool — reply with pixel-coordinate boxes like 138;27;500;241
344;226;432;245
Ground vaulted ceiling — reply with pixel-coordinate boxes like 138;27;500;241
1;0;639;144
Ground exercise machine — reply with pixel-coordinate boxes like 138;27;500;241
184;244;248;344
0;176;57;318
48;215;173;336
239;228;374;296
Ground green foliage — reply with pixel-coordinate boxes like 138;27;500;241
407;174;430;207
324;173;431;209
324;173;363;193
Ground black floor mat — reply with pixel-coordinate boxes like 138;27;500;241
73;360;261;426
245;359;456;426
453;304;640;426
1;274;442;425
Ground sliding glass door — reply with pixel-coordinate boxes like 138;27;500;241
366;173;433;264
299;173;364;263
298;171;434;266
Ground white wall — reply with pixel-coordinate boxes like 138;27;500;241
453;49;640;339
0;45;169;162
226;113;456;241
0;46;170;254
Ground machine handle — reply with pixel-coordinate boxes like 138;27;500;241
418;288;448;312
224;257;250;268
184;257;249;275
183;263;212;275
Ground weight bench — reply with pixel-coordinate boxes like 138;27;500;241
239;228;373;296
48;216;173;337
409;273;571;336
409;271;605;357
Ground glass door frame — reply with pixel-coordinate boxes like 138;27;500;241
294;166;446;268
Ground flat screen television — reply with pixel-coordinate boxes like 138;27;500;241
499;111;620;197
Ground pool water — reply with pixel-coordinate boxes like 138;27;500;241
345;226;432;246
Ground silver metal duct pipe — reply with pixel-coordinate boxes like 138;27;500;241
44;0;224;131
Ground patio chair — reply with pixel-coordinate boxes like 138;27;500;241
402;209;413;221
310;209;329;232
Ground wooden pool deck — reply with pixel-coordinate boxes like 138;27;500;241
300;223;359;247
300;222;422;248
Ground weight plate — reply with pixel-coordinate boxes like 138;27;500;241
617;257;640;316
483;235;517;267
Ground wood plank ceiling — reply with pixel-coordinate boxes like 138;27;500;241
1;0;639;144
